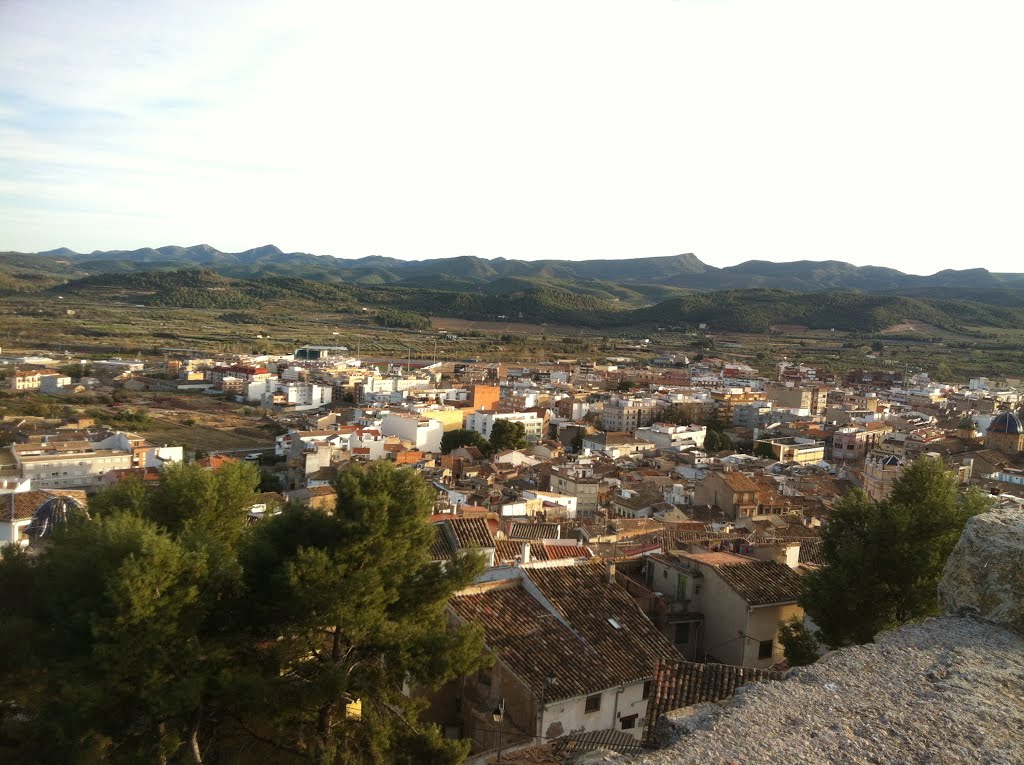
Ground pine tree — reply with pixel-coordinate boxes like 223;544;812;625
0;514;210;763
801;458;990;647
231;461;489;764
488;420;528;451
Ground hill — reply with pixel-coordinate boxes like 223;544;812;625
45;271;1024;333
9;245;1024;295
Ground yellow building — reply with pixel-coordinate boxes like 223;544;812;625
421;407;466;432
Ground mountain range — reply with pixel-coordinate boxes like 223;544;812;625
4;244;1024;294
3;245;1024;333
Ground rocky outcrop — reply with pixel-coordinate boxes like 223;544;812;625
938;507;1024;633
623;508;1024;765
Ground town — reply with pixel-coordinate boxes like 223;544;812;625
1;339;1021;762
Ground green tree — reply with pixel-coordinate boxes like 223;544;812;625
488;419;528;452
439;428;491;455
703;429;721;452
58;362;93;380
753;441;775;459
777;616;821;667
801;458;989;647
86;475;149;518
718;430;733;451
233;462;489;764
259;468;284;493
616;379;635;392
145;460;259;542
0;514;210;763
659;403;703;427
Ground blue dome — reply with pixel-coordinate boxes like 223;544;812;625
25;495;89;542
988;411;1023;436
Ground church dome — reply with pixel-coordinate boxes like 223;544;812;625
987;410;1023;436
25;495;89;542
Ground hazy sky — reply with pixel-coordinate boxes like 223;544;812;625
2;1;1022;273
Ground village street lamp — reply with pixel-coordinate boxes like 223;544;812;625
492;698;505;761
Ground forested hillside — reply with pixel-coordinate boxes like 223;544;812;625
46;270;1024;333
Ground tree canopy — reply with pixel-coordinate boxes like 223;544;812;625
439;428;491;455
800;457;990;647
488;419;528;452
0;460;487;764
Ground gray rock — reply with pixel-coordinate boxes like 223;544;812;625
938;507;1024;634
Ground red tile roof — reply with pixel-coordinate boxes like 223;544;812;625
643;657;786;743
451;565;679;701
4;490;88;522
709;560;804;606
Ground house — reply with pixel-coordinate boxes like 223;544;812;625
645;551;804;668
430;517;497;567
754;437;825;465
464;410;545;443
635;423;707;451
10;431;183;490
521;489;577;520
492;539;593;567
284;485;336;511
548;461;601;516
692;470;759;520
581;432;656;460
433;562;679;753
379;413;444;453
11;370;42;391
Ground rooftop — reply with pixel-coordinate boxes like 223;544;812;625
450;563;679;701
643;658;785;743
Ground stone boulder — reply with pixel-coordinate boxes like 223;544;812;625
938;507;1024;634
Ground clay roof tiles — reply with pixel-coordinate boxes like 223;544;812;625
709;559;804;606
446;517;495;549
450;563;679;701
643;657;786;742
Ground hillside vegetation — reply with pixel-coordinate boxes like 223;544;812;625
8;245;1024;293
45;269;1024;333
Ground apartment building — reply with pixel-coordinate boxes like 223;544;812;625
464;410;545;443
10;431;182;490
600;397;660;433
549;461;601;515
765;382;829;416
635;423;707;451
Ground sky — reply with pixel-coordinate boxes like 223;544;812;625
1;1;1022;274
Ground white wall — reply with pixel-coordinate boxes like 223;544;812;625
380;414;444;453
540;680;649;741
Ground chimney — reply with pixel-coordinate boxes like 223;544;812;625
606;560;616;585
521;542;531;564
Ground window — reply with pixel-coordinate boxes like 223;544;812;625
758;639;774;659
642;680;652;700
585;694;601;714
620;714;638;730
477;667;491;687
674;622;690;644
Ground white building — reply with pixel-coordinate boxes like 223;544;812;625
10;431;182;490
464;411;545;443
521;489;578;519
275;382;333;411
380;413;444;453
635;423;707;451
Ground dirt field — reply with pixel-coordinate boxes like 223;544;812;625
139;416;273;452
430;317;597;335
